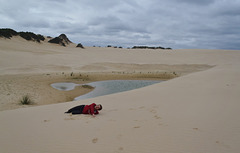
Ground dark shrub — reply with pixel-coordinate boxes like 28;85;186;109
0;28;45;42
132;46;148;49
18;32;45;42
59;34;72;44
132;46;168;49
19;32;32;40
156;46;165;49
76;43;84;48
48;37;66;46
37;34;45;41
0;28;18;38
19;95;34;105
48;34;73;46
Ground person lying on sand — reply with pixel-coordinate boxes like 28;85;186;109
65;103;102;116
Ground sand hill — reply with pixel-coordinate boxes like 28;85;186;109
0;34;240;153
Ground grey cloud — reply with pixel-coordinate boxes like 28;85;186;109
86;15;150;37
15;18;50;29
78;0;138;10
44;0;67;2
212;1;240;17
0;0;239;49
170;0;216;5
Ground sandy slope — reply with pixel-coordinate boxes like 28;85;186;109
0;37;240;153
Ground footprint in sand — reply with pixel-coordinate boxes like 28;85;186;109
149;108;162;120
150;109;157;114
154;115;161;119
64;117;75;121
108;109;118;112
118;147;124;151
129;108;136;110
92;138;98;143
216;140;230;149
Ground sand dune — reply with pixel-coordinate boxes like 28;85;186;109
0;37;240;153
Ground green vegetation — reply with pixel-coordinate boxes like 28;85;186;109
48;37;66;46
0;28;18;38
76;43;84;48
82;84;94;89
18;32;45;42
0;28;45;42
19;95;34;105
48;34;73;47
1;28;172;49
132;46;172;50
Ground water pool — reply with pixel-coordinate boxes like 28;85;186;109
51;80;162;100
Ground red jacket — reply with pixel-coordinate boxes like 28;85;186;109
82;103;99;115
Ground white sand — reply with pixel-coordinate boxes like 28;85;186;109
0;37;240;153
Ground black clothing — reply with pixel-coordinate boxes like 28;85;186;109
65;105;85;114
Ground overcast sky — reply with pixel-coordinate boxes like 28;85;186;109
1;0;240;49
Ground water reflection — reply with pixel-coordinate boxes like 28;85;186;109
51;80;162;100
51;82;79;91
75;80;161;100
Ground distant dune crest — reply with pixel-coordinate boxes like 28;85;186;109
0;28;83;48
0;28;45;43
1;28;172;49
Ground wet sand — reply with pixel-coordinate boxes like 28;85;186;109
0;65;212;111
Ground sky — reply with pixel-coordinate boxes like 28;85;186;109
0;0;240;49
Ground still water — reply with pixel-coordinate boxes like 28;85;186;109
51;82;79;91
51;80;162;100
